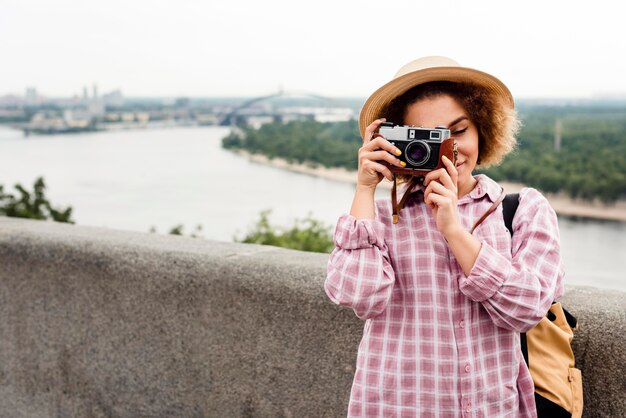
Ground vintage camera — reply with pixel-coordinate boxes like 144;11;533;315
378;122;456;177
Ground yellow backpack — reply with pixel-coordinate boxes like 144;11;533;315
503;193;583;418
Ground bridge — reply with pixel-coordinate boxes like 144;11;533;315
218;89;347;126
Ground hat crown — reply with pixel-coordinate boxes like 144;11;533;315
394;56;461;79
359;55;513;137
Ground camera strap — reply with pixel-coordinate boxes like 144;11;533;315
469;187;506;234
392;179;506;231
391;176;421;224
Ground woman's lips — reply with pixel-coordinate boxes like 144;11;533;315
455;161;465;169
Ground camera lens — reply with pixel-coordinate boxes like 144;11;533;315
405;141;431;166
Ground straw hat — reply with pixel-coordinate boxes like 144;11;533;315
359;56;514;137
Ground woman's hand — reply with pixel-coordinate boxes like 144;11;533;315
357;118;406;190
349;119;406;219
423;155;462;237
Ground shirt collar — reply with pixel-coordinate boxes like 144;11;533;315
458;174;503;205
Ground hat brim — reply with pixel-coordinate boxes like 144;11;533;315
359;66;514;137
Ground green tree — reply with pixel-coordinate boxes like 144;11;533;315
222;107;626;203
222;119;361;170
236;209;334;253
0;177;74;223
479;106;626;203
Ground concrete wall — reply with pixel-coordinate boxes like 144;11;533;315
0;217;623;417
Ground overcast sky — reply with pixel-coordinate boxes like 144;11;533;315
1;0;625;99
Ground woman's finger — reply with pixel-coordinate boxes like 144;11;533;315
362;160;394;182
361;135;402;157
424;168;447;187
435;167;456;193
424;166;456;193
362;118;387;144
424;180;455;200
360;149;406;168
441;155;458;188
424;191;451;209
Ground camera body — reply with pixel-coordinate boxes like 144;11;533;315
378;122;456;177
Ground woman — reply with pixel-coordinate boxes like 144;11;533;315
325;56;564;417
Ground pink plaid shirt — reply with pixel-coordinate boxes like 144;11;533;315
325;175;565;418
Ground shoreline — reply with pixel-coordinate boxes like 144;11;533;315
235;150;626;222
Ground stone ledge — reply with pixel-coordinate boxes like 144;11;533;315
0;217;623;417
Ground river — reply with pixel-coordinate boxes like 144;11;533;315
0;125;624;292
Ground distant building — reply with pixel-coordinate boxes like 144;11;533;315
175;97;190;108
25;87;40;105
246;116;275;129
62;109;90;128
278;106;355;123
87;84;105;117
103;90;125;108
0;94;24;107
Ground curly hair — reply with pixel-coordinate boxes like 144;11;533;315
383;81;520;168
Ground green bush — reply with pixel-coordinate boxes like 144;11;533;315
235;209;334;253
0;177;73;223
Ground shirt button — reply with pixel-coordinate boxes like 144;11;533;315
459;320;465;328
465;405;471;413
465;364;471;373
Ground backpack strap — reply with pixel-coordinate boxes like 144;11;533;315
501;193;530;366
502;193;520;237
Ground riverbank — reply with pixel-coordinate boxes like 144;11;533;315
235;150;626;222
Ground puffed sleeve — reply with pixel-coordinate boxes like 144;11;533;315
458;188;565;332
324;211;396;320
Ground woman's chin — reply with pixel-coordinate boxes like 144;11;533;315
456;161;476;178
